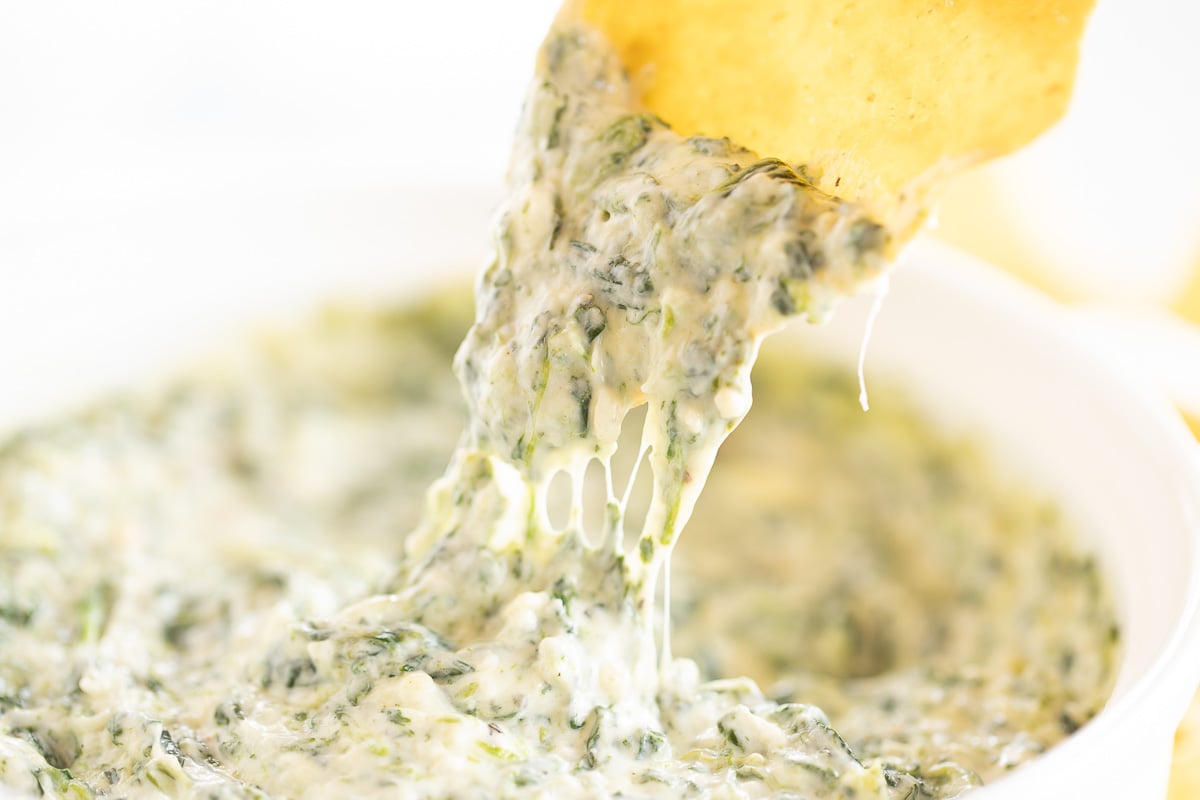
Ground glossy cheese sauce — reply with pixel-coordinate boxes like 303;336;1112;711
0;22;1116;800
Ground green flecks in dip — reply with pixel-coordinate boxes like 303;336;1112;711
0;22;1116;800
0;295;1118;799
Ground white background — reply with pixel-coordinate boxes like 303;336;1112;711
0;0;1197;425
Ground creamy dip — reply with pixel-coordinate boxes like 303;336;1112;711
1;20;1117;800
0;294;1117;799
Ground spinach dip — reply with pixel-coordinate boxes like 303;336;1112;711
0;22;1117;800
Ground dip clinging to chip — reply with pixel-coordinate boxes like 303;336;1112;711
572;0;1093;232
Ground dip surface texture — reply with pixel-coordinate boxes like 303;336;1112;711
1;22;1116;800
0;296;1117;799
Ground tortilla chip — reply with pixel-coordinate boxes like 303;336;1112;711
1173;250;1200;325
1172;689;1200;799
570;0;1092;213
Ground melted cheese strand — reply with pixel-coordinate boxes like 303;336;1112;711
858;275;891;412
660;549;673;671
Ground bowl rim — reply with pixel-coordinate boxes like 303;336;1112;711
893;237;1200;798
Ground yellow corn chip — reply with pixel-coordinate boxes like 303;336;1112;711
570;0;1092;214
1173;249;1200;324
1172;690;1200;799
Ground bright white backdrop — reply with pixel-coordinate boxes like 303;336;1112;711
0;2;558;425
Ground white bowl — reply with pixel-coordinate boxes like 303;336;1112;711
796;237;1200;799
4;189;1199;799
